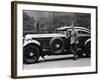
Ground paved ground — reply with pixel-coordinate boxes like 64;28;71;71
23;54;91;70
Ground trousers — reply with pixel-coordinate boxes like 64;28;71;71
71;43;78;56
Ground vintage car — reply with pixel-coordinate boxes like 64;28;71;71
23;26;91;64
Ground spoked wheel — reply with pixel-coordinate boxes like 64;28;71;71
49;37;64;54
23;44;40;64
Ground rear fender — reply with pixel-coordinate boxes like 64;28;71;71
85;38;91;45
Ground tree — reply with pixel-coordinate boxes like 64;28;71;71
74;13;91;29
23;12;35;36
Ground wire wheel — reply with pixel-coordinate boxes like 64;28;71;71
23;44;40;64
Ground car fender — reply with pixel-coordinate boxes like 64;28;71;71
23;39;41;47
85;38;91;45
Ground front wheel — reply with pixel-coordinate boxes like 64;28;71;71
23;44;40;64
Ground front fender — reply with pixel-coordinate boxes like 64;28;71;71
23;40;40;47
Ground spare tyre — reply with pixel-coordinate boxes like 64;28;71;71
49;37;64;54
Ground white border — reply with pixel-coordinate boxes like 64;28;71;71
17;3;96;76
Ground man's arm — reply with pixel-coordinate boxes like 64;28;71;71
75;31;79;41
65;33;72;38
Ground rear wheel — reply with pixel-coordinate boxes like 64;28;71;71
23;44;40;64
85;41;91;57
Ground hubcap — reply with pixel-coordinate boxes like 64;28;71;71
56;44;60;48
29;52;34;57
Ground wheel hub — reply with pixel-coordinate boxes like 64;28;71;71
56;44;60;48
29;52;34;57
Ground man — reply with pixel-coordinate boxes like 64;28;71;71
66;22;79;60
71;24;79;60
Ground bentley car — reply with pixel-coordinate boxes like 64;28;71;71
23;26;91;64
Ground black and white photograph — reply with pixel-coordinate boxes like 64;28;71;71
11;1;97;78
23;10;91;69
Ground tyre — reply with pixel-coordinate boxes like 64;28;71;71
85;41;91;57
49;37;64;54
23;44;40;64
75;47;84;57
